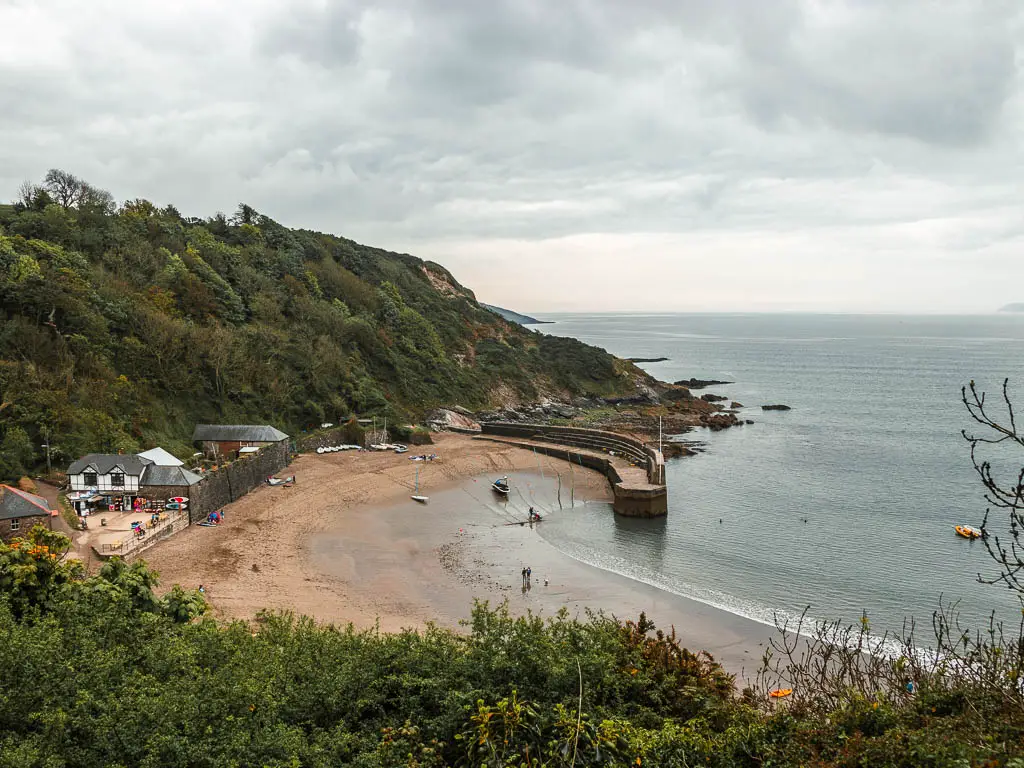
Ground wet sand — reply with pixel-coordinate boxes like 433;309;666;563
144;433;774;678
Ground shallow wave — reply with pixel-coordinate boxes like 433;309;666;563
539;534;804;631
538;533;928;660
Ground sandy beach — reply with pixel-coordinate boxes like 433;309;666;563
143;433;775;677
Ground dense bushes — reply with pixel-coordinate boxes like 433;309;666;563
3;526;1024;766
0;172;647;479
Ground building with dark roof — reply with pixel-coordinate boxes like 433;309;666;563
66;449;203;513
191;424;289;458
0;485;54;541
67;454;150;494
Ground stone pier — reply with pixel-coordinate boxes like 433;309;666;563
476;422;668;517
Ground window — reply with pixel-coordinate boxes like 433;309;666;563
110;472;125;488
10;519;20;531
83;471;98;486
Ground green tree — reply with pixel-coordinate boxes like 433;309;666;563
0;426;34;479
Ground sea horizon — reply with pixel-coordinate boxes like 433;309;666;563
531;312;1024;640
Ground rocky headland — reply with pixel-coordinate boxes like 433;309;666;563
427;377;747;460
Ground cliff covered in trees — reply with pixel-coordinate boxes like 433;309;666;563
0;170;649;474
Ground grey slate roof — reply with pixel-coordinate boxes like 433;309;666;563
141;465;202;487
67;454;151;476
0;485;53;520
191;424;289;443
137;447;183;466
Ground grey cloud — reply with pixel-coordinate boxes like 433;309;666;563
3;0;1024;311
718;2;1019;146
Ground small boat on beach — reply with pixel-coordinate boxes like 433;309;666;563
492;476;510;496
955;525;982;539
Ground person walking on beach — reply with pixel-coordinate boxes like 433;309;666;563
526;566;532;584
521;567;527;586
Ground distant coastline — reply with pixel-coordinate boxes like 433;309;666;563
999;303;1024;313
480;303;553;325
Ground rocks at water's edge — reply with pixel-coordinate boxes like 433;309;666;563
674;377;733;389
701;393;728;403
761;404;792;411
660;387;694;402
730;402;744;409
701;413;740;431
627;356;669;363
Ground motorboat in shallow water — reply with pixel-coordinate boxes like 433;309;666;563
492;476;510;495
955;525;982;539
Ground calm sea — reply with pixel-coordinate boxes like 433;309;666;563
533;313;1024;637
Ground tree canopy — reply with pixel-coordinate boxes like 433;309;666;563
0;172;644;475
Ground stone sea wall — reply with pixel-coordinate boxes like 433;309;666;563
187;441;290;524
478;422;667;517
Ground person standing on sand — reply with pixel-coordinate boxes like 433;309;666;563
521;567;527;586
526;566;532;584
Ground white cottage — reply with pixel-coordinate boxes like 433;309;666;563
67;454;149;494
66;453;152;514
67;450;201;516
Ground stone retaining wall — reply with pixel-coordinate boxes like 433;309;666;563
187;441;290;524
480;422;664;484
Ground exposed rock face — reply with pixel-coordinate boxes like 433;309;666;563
602;385;661;406
660;387;694;402
426;409;482;431
761;404;792;411
701;394;728;402
674;378;733;389
730;402;744;409
477;400;579;423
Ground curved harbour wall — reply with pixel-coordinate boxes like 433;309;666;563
477;422;667;517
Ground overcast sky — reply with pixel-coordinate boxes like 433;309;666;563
2;0;1023;313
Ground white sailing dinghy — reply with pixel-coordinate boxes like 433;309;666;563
411;465;428;503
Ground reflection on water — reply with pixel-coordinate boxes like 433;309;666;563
533;313;1024;636
612;514;668;572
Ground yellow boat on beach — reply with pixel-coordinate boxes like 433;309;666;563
955;525;981;539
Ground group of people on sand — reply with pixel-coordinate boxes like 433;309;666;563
520;566;549;589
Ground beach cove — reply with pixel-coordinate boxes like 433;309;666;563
144;433;773;677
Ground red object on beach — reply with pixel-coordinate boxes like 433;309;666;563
170;496;187;503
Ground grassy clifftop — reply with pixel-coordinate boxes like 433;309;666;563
0;173;648;472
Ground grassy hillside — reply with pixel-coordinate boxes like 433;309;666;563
0;172;646;474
